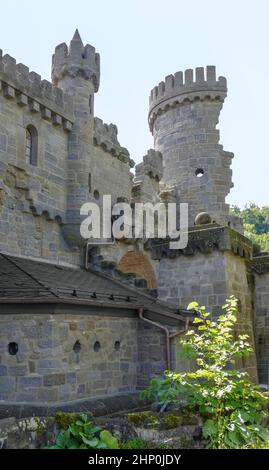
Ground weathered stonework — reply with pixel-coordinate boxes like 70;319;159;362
148;66;242;229
155;232;257;380
0;313;169;403
0;31;134;264
0;28;268;414
248;255;269;384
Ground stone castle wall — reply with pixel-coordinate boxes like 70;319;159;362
0;312;168;404
157;248;257;379
0;30;267;399
157;250;227;307
225;252;257;380
252;257;269;385
0;46;133;267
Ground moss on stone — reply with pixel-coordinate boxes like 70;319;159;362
127;411;158;427
33;417;46;436
54;412;79;429
160;412;183;429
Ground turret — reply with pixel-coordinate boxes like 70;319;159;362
52;29;100;91
148;66;234;226
52;30;100;250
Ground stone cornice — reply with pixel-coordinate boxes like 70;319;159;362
248;254;269;275
145;226;253;260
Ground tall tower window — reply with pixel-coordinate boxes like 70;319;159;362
25;125;38;166
89;95;93;115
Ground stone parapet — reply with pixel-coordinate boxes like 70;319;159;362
145;226;253;260
0;51;74;130
93;118;134;166
149;66;227;132
248;254;269;275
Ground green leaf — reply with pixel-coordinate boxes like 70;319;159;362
252;425;269;441
82;436;99;448
228;430;244;446
55;430;71;448
202;419;218;438
99;430;119;449
187;301;199;310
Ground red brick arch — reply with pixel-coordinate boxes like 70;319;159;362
117;251;157;289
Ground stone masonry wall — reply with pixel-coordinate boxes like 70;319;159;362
224;252;257;380
0;78;81;265
254;271;269;385
0;45;133;266
0;312;171;403
137;321;167;389
157;250;257;379
0;313;139;403
158;250;227;308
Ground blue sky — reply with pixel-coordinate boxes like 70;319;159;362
1;0;268;207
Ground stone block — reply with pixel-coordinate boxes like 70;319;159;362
52;114;62;126
63;120;73;132
0;134;7;151
17;93;28;106
19;376;42;389
43;373;65;387
38;388;58;402
29;100;40;113
0;377;15;393
8;366;27;376
41;107;52;120
66;372;76;384
0;365;7;376
37;359;63;372
3;85;15;99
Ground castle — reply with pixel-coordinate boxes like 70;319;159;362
0;31;268;416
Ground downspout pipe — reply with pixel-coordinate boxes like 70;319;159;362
138;308;189;370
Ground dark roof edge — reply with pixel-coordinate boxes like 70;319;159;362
0;296;189;323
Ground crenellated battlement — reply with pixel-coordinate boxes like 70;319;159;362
52;30;100;92
0;50;74;131
135;149;163;182
148;66;227;132
94;117;135;167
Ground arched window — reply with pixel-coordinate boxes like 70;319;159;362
25;125;38;165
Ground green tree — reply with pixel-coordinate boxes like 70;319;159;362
230;203;269;252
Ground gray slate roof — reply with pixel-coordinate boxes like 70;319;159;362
0;253;191;325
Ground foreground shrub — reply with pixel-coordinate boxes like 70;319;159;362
142;296;269;449
47;413;118;449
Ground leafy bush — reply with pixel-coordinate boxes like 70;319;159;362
47;413;118;449
142;296;269;449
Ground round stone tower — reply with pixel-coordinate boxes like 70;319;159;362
148;66;234;226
